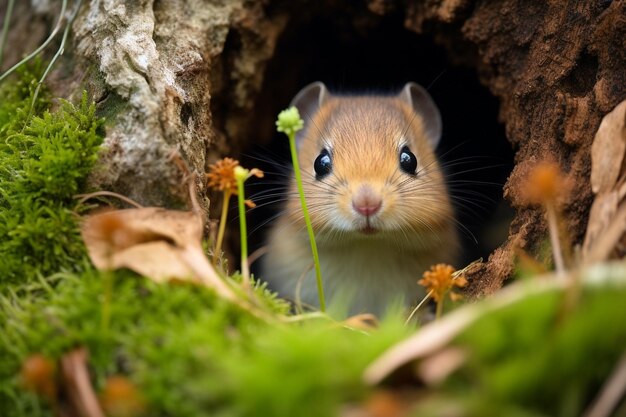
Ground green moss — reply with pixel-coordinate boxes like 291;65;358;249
0;269;410;417
95;90;131;126
0;66;103;286
448;278;626;417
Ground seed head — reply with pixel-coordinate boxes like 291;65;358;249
522;160;566;204
206;157;239;193
276;107;304;137
418;264;467;303
100;376;145;417
21;354;56;401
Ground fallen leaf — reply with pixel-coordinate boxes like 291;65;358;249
416;347;467;386
81;208;235;301
584;100;626;263
79;173;276;321
343;314;379;331
590;100;626;194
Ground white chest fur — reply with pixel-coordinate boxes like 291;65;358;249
263;218;456;317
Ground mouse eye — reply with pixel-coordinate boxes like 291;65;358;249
399;146;418;175
314;149;332;179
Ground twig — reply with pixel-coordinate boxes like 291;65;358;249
75;191;144;209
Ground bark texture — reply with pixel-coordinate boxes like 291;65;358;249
4;0;625;295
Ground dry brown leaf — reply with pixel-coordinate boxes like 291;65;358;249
343;314;379;331
584;100;626;263
416;347;467;386
81;208;235;301
585;204;626;264
109;241;197;283
584;193;619;256
60;348;105;417
590;100;626;194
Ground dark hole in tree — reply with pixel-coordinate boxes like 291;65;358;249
239;5;515;274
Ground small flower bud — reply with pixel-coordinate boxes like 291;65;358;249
276;107;304;137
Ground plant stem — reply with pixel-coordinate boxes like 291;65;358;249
0;0;67;83
213;189;231;265
545;201;565;277
25;0;83;128
101;269;112;332
287;133;326;311
435;298;444;320
0;0;15;67
236;177;250;285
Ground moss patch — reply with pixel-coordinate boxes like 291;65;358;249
0;66;103;286
0;269;410;417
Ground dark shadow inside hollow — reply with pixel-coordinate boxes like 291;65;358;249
238;4;515;275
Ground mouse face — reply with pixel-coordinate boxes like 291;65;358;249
264;82;459;315
285;83;455;243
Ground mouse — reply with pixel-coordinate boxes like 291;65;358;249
262;82;459;317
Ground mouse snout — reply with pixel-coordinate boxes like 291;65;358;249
352;185;382;217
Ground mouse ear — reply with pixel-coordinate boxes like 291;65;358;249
290;82;329;146
399;82;442;148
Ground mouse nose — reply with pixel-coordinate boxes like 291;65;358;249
352;186;382;217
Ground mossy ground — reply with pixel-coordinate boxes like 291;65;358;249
0;63;103;285
0;269;410;417
1;66;625;417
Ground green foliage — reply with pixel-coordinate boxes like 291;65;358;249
0;67;103;285
0;61;49;134
0;269;410;417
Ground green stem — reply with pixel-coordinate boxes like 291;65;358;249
213;189;231;265
0;0;15;67
25;0;82;128
101;269;113;332
287;133;326;312
236;177;250;284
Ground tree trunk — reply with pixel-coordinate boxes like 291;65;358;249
4;0;624;295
